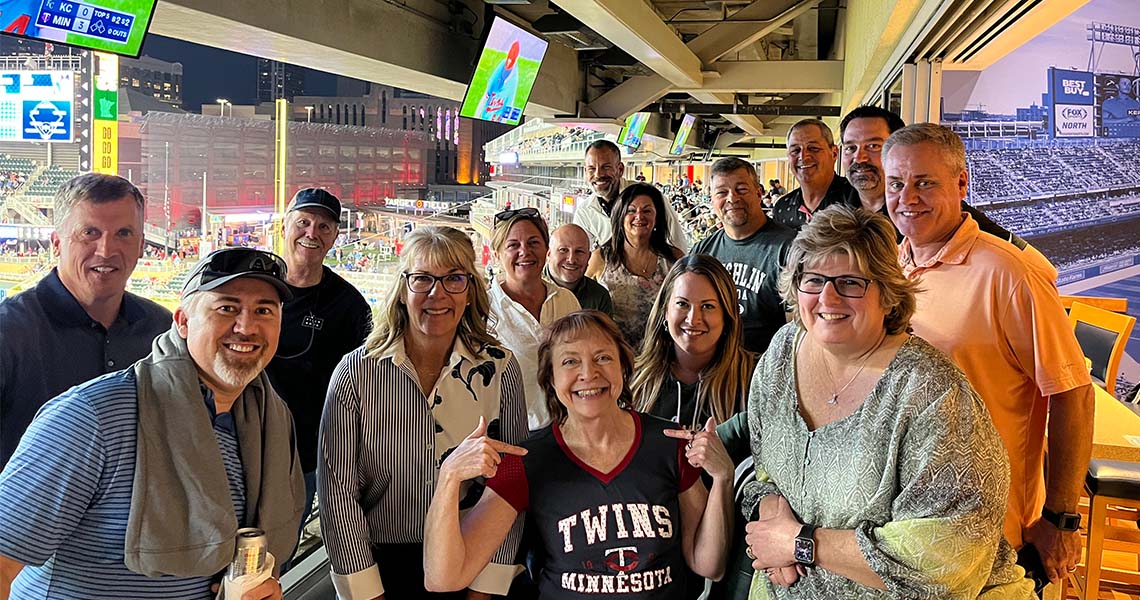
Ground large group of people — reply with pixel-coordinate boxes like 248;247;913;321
0;106;1103;600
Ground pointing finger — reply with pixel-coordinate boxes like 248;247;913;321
487;439;528;456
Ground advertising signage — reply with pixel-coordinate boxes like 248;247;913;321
0;71;73;142
1048;67;1094;138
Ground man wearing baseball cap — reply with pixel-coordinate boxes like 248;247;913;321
0;247;305;600
265;188;371;563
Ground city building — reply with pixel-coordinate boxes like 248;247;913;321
257;58;305;103
120;55;183;108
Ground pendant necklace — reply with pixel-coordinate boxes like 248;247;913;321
823;333;886;405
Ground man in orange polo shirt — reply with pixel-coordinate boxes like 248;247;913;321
883;123;1094;587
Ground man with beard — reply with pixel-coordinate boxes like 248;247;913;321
544;223;613;315
0;247;305;599
839;105;1038;251
573;140;689;251
771;119;854;231
0;174;170;469
265;188;372;557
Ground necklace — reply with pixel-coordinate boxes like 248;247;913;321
820;333;887;405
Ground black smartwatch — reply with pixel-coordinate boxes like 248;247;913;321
1041;507;1081;532
793;524;818;566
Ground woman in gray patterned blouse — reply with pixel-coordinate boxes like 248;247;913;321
741;206;1033;599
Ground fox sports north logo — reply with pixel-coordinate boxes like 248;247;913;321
1061;107;1089;120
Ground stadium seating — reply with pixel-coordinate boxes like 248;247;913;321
25;166;80;199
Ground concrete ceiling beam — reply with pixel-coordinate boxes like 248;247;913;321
679;61;844;94
687;0;823;64
553;0;703;89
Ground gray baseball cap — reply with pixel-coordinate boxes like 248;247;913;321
182;248;292;301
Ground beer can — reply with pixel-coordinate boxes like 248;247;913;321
228;527;267;579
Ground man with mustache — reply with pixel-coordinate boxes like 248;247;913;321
0;247;305;600
770;119;854;231
838;106;1033;249
573;139;689;251
544;223;613;315
0;174;170;470
265;188;372;562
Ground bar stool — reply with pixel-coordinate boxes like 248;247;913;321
1083;458;1140;598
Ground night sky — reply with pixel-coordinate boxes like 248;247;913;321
138;34;339;111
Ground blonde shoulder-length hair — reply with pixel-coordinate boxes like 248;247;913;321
631;255;757;423
364;225;498;357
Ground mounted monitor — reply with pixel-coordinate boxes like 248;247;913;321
460;17;549;126
0;0;158;58
617;112;650;151
668;114;696;156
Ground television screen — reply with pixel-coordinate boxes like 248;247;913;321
459;17;548;126
617;112;650;150
0;71;74;142
0;0;158;58
668;114;696;156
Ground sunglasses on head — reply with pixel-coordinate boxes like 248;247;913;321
494;207;540;225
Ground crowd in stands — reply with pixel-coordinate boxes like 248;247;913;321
981;194;1140;237
510;126;602;155
968;139;1140;204
1029;218;1140;272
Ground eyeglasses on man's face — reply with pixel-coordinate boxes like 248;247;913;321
403;272;472;294
796;272;873;298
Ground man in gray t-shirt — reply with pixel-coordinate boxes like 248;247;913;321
544;224;614;316
691;158;794;355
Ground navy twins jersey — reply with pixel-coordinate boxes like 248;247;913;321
487;411;700;598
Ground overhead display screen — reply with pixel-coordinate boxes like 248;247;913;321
668;114;696;155
460;17;549;126
617;112;649;150
0;71;73;142
0;0;158;58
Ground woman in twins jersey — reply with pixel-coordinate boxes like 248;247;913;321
423;310;734;598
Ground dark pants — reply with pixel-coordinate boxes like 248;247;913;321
373;543;467;599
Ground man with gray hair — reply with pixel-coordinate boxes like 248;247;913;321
0;173;171;468
771;118;854;230
884;123;1094;587
0;247;304;599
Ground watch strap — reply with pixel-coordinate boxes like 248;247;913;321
1041;507;1080;531
798;523;818;541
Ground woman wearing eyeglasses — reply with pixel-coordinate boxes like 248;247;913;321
586;183;685;350
740;206;1032;598
317;225;528;599
489;207;580;431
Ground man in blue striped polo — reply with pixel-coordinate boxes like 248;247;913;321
0;248;306;600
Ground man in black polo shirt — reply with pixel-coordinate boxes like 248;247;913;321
265;188;371;553
839;105;1040;253
771;118;854;230
0;173;171;468
690;157;794;355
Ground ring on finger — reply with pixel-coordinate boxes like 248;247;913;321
746;546;755;560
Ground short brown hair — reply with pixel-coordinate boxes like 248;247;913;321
777;205;921;335
491;211;550;254
54;173;145;227
537;310;635;425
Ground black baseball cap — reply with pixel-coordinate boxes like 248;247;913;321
182;248;293;301
287;188;341;219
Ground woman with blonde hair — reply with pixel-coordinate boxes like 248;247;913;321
489;207;580;431
631;254;756;428
318;225;528;599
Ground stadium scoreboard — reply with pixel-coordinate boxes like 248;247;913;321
0;71;73;142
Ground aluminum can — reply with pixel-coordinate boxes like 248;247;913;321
227;527;267;579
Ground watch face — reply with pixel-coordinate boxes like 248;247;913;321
794;538;815;564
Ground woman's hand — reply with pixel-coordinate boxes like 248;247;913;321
746;494;802;570
665;418;733;481
439;417;527;484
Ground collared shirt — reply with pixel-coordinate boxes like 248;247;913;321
542;266;614;317
489;279;580;430
771;175;854;231
900;214;1090;548
0;369;246;599
318;338;528;599
0;268;171;467
572;178;691;252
